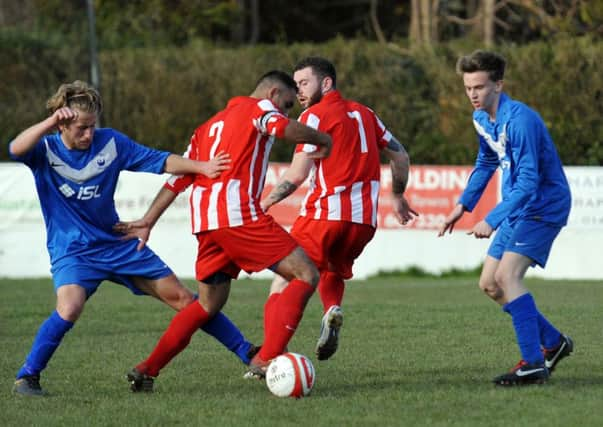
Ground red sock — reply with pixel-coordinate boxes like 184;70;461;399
263;293;280;344
137;301;210;377
260;279;315;361
318;271;345;312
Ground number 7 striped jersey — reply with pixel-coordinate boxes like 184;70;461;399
296;90;390;227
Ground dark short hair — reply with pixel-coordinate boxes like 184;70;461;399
256;70;298;92
456;50;506;82
294;56;337;88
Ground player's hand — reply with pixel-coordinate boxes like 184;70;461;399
438;204;465;237
307;136;332;160
51;107;78;129
466;220;493;239
203;151;231;178
392;195;418;225
113;219;152;251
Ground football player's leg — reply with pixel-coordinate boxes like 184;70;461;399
509;220;571;372
495;252;547;383
482;224;509;304
135;278;230;378
258;247;318;362
478;256;505;304
14;284;86;395
264;275;287;344
133;274;254;364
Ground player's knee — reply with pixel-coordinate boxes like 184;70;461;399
493;268;512;289
478;277;493;293
478;277;502;299
173;291;196;311
298;263;320;287
56;302;84;322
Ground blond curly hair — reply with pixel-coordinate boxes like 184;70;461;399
46;80;103;115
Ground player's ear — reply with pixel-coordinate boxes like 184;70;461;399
267;86;280;101
321;77;333;93
495;79;504;93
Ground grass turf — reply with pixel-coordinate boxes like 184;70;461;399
1;277;602;426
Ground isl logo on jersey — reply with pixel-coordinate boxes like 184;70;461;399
96;155;107;167
77;185;101;200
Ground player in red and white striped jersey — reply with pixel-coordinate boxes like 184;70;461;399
119;71;332;388
261;57;417;361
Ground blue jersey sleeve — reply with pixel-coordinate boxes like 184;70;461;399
484;113;540;228
8;138;47;170
112;130;170;174
458;136;498;212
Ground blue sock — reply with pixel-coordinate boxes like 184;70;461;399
201;312;252;364
503;293;544;365
537;312;562;349
192;293;252;364
16;311;74;379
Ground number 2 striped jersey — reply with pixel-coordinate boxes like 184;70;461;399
164;96;290;232
296;90;390;227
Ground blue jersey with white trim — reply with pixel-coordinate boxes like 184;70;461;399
9;128;170;265
458;93;571;228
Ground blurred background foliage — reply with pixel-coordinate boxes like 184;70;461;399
1;0;601;164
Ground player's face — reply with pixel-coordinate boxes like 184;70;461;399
270;86;297;116
463;71;502;116
294;67;323;109
60;110;97;150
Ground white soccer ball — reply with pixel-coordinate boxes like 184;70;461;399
265;352;315;398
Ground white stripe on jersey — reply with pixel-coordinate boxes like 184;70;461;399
46;137;117;184
299;165;316;217
208;182;223;229
247;134;261;221
351;182;363;223
327;186;346;220
314;162;327;219
191;186;205;232
302;113;320;153
256;136;274;200
226;179;243;226
370;180;380;226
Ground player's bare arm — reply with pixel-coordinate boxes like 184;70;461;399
283;120;332;158
163;151;230;177
114;187;178;250
262;181;298;212
438;204;466;236
386;137;410;194
9;108;78;157
383;137;418;224
261;152;314;211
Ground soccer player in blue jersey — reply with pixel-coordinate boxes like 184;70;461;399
9;80;256;396
438;51;573;386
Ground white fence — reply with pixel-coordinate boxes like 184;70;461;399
1;163;601;280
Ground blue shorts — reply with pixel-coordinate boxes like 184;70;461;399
488;219;562;268
51;239;173;297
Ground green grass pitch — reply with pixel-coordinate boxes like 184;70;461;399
1;277;603;426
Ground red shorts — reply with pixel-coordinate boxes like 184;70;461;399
290;216;375;279
195;215;297;281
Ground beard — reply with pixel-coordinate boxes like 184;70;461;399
306;89;323;107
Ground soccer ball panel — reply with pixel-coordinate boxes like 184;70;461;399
265;352;315;398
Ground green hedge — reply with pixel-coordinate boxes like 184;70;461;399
2;36;601;165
